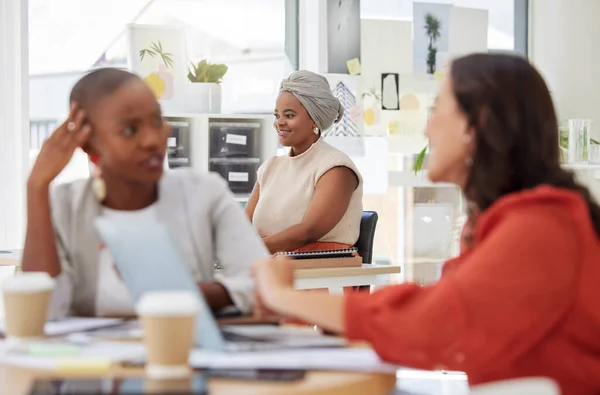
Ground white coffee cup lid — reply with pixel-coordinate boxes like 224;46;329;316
136;291;200;317
2;272;55;293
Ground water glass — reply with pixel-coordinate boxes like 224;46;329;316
589;145;600;164
568;119;592;163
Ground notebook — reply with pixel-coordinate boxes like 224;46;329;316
275;247;358;260
275;248;362;270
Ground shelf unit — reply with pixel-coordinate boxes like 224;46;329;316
164;113;279;200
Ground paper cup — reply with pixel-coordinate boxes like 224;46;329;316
2;272;55;345
136;291;200;380
145;377;192;393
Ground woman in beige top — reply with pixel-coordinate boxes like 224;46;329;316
245;70;363;254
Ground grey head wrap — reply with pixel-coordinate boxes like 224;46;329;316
279;70;344;132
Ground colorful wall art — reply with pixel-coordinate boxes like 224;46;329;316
413;3;488;75
323;74;365;156
127;24;188;112
413;3;451;75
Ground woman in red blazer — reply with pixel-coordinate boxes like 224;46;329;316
252;53;600;395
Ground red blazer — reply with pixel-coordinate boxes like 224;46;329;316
345;186;600;395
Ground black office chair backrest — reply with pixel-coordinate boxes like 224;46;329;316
355;211;378;264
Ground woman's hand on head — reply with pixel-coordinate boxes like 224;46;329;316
28;104;91;189
252;256;295;314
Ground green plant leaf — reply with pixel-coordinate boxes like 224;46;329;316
197;60;209;81
187;60;229;83
413;145;428;174
150;41;162;54
187;70;195;82
188;60;209;82
139;49;156;61
206;64;228;83
161;53;174;68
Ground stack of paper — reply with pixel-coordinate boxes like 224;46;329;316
0;340;146;371
0;317;124;337
190;347;398;373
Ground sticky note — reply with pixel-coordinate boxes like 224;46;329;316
346;58;362;75
27;344;81;357
388;120;400;136
434;68;446;83
57;358;112;374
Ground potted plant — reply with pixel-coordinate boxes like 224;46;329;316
185;60;228;113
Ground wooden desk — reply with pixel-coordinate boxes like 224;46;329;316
0;251;402;293
0;364;397;395
294;264;401;292
0;249;21;267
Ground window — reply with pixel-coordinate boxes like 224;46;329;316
28;0;296;182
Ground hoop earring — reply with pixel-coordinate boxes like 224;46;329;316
92;167;107;202
313;126;319;135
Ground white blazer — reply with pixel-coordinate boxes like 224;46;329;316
48;169;268;318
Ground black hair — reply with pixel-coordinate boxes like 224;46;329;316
69;68;140;110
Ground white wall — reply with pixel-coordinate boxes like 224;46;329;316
529;0;600;137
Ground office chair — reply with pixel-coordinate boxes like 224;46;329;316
355;211;378;264
353;211;378;292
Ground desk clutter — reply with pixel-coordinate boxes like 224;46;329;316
0;317;395;374
0;273;395;394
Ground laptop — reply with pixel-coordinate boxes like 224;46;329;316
93;217;347;352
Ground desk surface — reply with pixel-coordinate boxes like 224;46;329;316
0;249;20;266
0;251;401;281
295;264;400;279
0;364;397;395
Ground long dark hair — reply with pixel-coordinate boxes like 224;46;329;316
451;53;600;236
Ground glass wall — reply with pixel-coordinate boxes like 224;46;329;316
353;0;528;283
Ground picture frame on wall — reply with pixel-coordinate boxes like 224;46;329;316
127;24;188;113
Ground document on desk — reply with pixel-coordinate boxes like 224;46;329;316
190;347;398;373
0;340;146;371
0;317;124;337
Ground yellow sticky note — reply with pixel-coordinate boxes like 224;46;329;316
346;58;362;75
434;68;446;83
388;120;400;136
57;358;112;374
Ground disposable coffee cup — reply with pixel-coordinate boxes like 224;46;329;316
2;272;55;345
136;291;200;380
145;377;192;393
